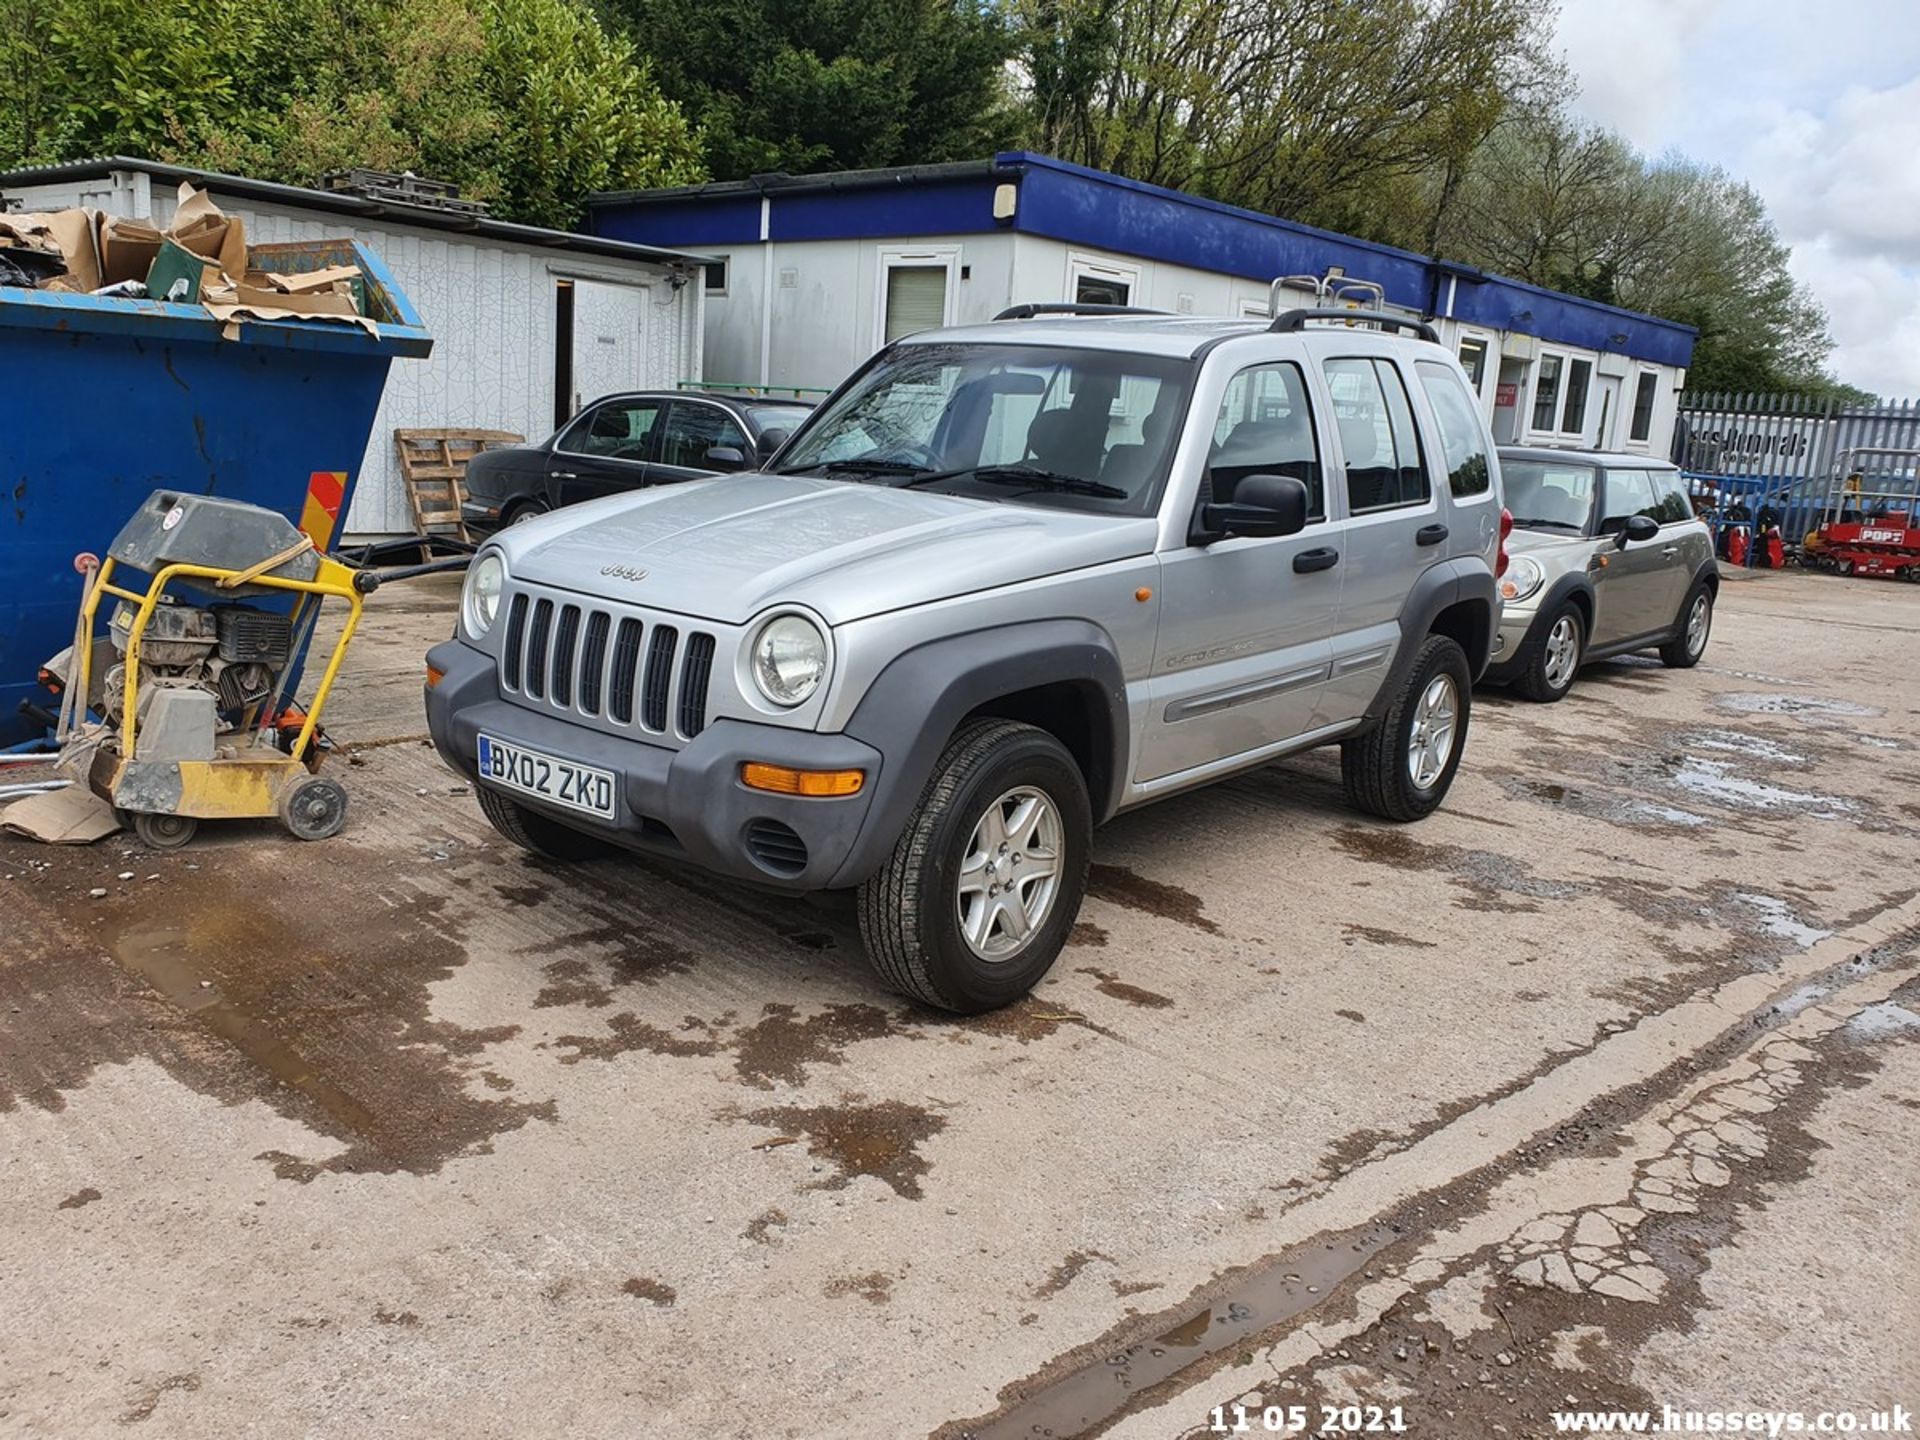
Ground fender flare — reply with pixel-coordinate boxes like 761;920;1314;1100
1363;559;1498;725
831;619;1129;888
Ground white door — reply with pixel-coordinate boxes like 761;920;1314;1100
570;280;649;415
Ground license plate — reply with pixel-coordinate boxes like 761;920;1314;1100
477;734;616;820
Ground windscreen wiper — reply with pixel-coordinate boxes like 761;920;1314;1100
783;458;927;477
900;463;1129;500
1509;517;1585;530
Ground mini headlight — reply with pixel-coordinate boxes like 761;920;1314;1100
463;552;505;638
1498;555;1544;604
750;614;827;707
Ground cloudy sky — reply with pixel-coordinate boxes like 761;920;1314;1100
1553;0;1920;398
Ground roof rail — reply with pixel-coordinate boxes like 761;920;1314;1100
993;302;1170;321
1270;307;1439;344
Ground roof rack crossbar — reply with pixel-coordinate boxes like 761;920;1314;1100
993;302;1171;321
1270;307;1439;344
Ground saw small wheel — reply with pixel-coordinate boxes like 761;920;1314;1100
281;774;349;841
132;811;198;850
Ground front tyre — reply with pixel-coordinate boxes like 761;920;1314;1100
858;719;1091;1014
1514;603;1584;703
476;784;614;861
1659;583;1713;668
1341;635;1472;822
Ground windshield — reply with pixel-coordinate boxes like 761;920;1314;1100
1503;459;1598;532
748;404;810;433
774;342;1195;515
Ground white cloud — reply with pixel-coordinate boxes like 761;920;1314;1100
1554;0;1920;397
1788;239;1920;399
1553;0;1722;150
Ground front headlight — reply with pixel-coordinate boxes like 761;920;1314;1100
750;613;827;707
463;551;505;638
1498;554;1544;604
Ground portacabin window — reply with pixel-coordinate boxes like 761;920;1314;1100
1323;357;1431;513
1630;369;1660;443
1560;357;1593;434
703;258;728;295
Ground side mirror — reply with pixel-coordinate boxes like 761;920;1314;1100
704;445;747;471
1616;514;1659;547
756;428;791;460
1201;473;1310;540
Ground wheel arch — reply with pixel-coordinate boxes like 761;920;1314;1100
834;621;1128;888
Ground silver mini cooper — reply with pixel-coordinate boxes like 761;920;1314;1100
1484;447;1717;702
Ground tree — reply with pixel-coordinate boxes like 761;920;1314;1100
1009;0;1559;238
0;0;704;229
617;0;1021;178
1437;111;1849;394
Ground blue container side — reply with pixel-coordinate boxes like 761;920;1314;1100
0;238;431;744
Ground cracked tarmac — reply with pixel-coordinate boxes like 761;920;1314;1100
2;567;1917;1439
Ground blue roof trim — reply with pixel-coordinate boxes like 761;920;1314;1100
588;152;1697;368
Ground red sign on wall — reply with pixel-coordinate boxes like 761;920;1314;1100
1495;382;1519;408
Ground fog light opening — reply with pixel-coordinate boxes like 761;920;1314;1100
740;762;865;797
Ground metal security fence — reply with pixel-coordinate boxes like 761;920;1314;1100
1673;392;1920;563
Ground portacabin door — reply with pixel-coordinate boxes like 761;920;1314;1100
1139;359;1341;785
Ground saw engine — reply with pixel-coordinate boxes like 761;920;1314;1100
98;598;292;730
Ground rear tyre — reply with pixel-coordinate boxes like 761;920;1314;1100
1513;603;1584;703
1659;583;1713;668
1341;635;1472;823
476;784;613;861
506;500;550;527
132;811;198;850
858;719;1091;1014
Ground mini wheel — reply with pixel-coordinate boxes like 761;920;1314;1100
132;811;198;850
281;775;349;841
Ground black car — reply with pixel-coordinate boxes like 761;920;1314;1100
461;391;814;532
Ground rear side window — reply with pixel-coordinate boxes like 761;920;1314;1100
1599;469;1657;533
1645;469;1694;523
1209;361;1324;519
1414;360;1491;497
1323;358;1430;513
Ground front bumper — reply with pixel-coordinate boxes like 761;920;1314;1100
1481;605;1547;684
425;639;883;891
461;499;505;536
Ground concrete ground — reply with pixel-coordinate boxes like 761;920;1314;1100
2;566;1916;1440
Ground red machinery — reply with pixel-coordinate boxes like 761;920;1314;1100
1805;447;1920;580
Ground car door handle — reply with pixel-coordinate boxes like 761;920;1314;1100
1293;547;1340;573
1661;546;1679;556
551;470;577;480
1416;523;1449;547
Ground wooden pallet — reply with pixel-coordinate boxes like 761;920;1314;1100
392;427;523;559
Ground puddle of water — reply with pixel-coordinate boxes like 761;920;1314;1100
1619;801;1712;827
1845;1002;1920;1039
1087;864;1221;935
1684;731;1810;767
951;1224;1397;1440
1714;693;1880;719
113;923;386;1138
1734;894;1834;949
741;1100;946;1198
1669;758;1857;817
1077;967;1174;1010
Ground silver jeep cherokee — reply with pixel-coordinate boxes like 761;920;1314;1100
425;305;1509;1012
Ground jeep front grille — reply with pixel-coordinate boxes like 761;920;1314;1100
500;587;716;741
